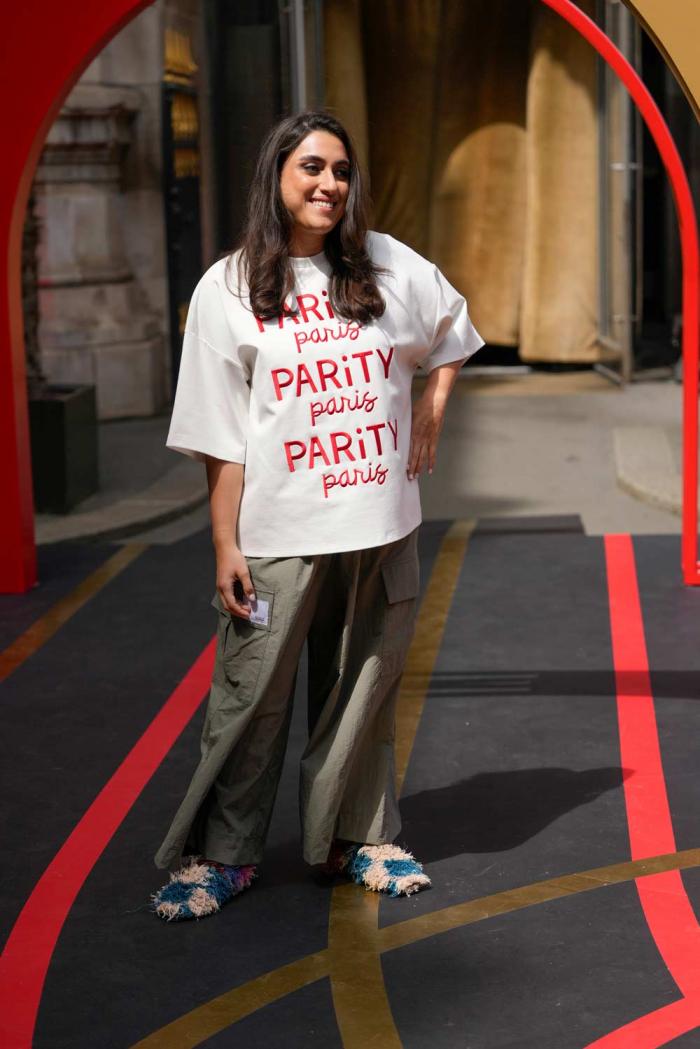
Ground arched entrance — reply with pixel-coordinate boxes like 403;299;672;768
1;0;698;591
1;1;153;594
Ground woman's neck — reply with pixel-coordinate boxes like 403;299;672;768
288;229;327;258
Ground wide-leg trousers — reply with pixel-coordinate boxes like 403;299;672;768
154;525;420;869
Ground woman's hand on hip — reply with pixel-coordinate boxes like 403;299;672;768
407;359;462;479
407;389;447;479
216;542;256;619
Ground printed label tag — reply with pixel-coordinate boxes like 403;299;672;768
248;597;270;628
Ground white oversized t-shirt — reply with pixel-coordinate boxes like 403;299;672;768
167;231;485;555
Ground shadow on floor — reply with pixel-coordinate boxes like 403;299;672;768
428;669;700;700
399;766;629;863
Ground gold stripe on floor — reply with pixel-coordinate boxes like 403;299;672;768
394;519;476;794
378;847;700;953
131;847;700;1048
130;952;330;1049
0;544;146;684
328;885;402;1049
327;519;475;1048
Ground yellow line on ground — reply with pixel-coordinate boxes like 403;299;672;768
327;887;401;1049
130;951;330;1049
327;519;475;1049
378;847;700;954
130;847;700;1048
0;544;146;684
394;518;475;794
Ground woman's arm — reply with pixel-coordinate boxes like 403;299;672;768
407;359;462;480
205;457;256;618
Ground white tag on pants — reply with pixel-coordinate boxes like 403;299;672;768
248;597;270;627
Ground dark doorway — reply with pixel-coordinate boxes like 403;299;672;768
205;0;286;257
637;31;700;371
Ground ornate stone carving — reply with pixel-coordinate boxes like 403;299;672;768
35;83;166;418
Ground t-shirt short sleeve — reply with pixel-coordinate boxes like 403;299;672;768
417;264;485;374
166;267;250;464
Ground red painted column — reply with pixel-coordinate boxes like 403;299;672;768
541;0;700;584
0;1;154;592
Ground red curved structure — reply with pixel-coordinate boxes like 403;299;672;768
539;1;700;585
1;0;698;591
0;1;154;593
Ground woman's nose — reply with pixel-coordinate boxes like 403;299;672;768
318;171;338;195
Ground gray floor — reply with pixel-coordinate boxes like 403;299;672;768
69;414;173;513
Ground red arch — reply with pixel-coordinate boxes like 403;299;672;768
0;1;154;593
540;0;700;585
1;0;698;590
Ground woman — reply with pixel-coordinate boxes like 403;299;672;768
151;110;484;921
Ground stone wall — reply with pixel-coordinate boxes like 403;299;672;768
35;2;174;419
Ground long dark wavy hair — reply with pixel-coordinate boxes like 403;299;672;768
226;110;388;324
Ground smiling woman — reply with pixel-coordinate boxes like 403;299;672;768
149;109;485;923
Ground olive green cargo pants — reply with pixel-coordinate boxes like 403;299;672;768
154;525;420;870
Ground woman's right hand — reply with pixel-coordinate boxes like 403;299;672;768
216;543;256;619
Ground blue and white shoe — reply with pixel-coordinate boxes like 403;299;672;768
151;857;257;921
327;842;431;897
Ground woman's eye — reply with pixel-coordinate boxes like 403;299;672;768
302;163;349;179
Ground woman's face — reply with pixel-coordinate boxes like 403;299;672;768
279;130;350;249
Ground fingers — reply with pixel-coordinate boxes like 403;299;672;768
229;593;252;620
219;580;249;619
407;440;438;479
219;557;256;620
407;428;427;479
414;442;427;479
407;436;429;480
238;565;256;601
408;402;439;479
428;435;438;474
407;444;420;479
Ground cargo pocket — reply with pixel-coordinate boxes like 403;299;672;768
209;588;276;710
378;554;420;672
381;556;420;605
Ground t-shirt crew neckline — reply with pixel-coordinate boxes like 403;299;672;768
289;249;331;276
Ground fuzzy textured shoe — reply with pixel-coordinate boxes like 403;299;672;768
326;841;431;897
151;856;257;921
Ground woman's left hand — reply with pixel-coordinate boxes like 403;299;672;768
407;390;448;480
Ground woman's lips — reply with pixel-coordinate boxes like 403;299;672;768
308;199;335;210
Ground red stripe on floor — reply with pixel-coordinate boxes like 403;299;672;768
0;638;216;1049
585;997;700;1048
605;535;675;860
584;536;700;1047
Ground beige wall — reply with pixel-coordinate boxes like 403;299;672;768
624;0;700;120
